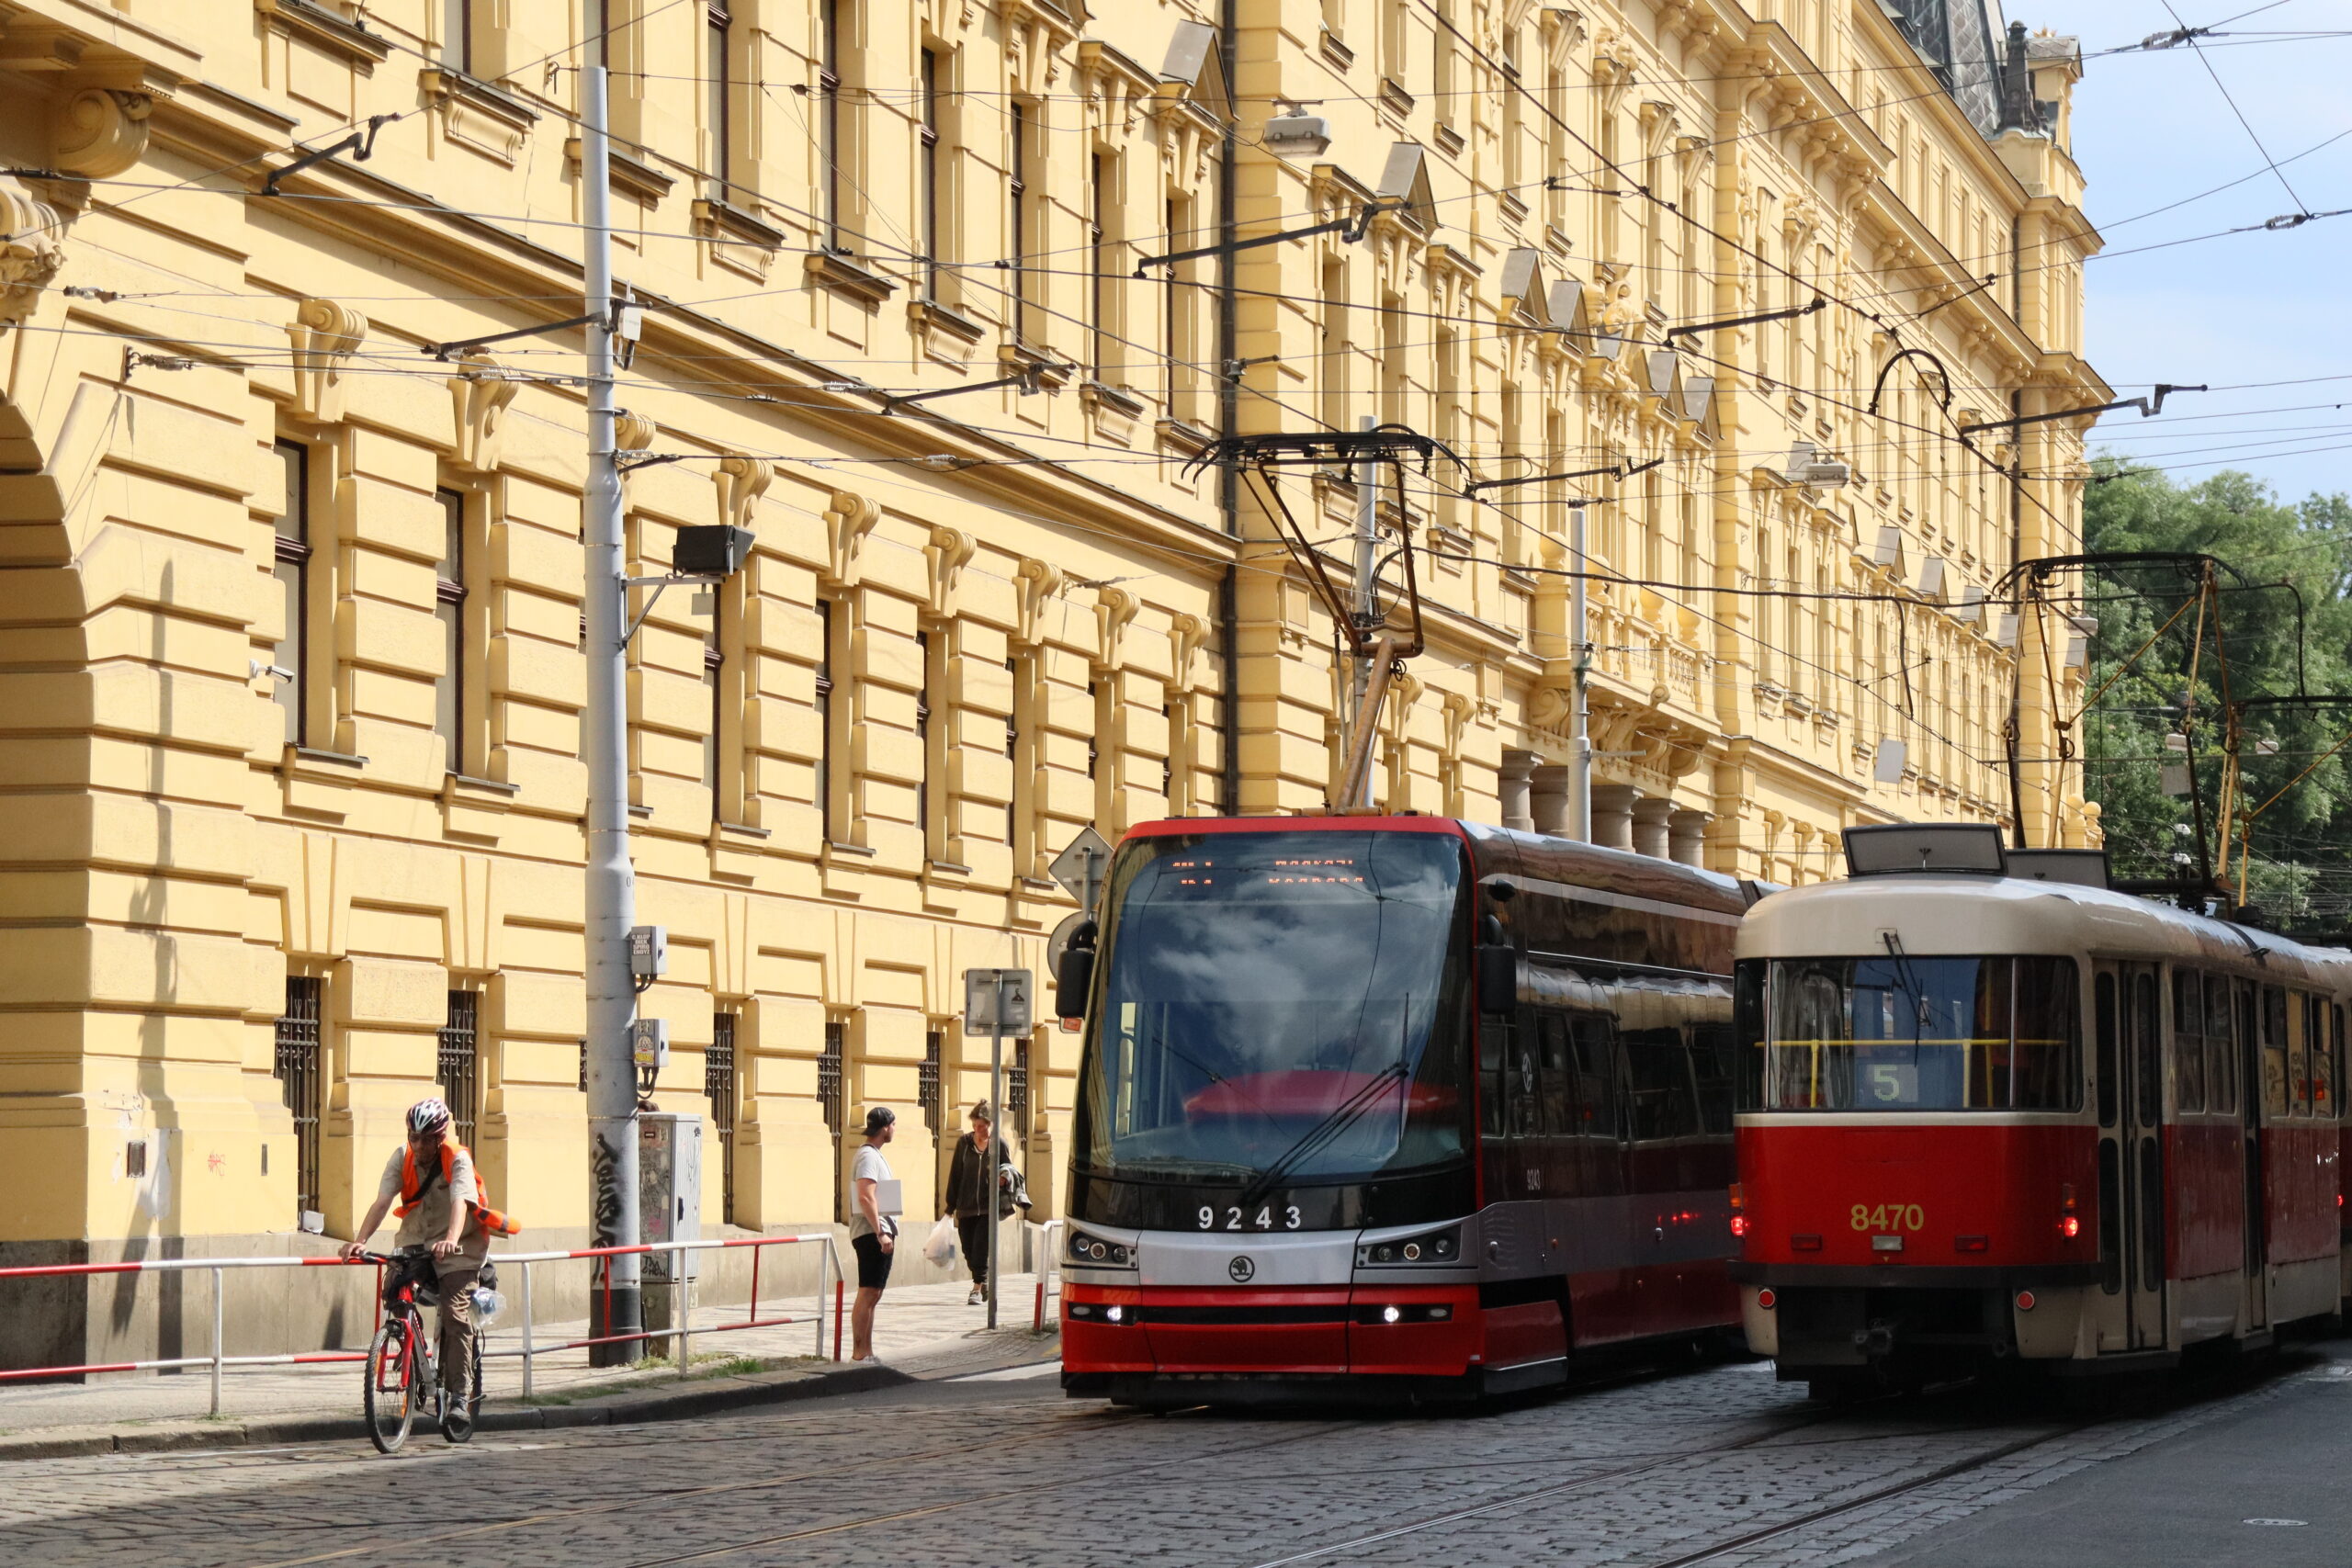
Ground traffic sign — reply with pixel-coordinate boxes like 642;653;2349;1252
963;967;1035;1035
1048;824;1114;911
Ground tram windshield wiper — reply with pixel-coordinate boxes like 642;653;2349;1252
1236;1060;1409;1211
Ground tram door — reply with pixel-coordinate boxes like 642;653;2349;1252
2099;964;2167;1349
2240;982;2270;1330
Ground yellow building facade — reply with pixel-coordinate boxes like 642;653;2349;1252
0;0;2098;1352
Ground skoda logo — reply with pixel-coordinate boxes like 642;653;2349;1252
1227;1255;1256;1283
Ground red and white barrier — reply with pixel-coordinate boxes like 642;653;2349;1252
0;1233;848;1414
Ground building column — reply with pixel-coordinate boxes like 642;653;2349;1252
1668;809;1712;867
1529;764;1572;838
1498;749;1537;832
1590;784;1639;851
1630;797;1675;859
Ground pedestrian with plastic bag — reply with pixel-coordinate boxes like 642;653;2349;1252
942;1101;1019;1306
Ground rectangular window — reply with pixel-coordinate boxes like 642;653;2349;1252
1006;653;1030;860
1745;956;2082;1112
271;440;311;747
1317;255;1349;435
818;0;843;251
816;600;839;839
703;630;724;806
916;629;935;857
920;1029;944;1127
1089;151;1114;380
920;49;944;297
819;1018;845;1217
707;0;733;198
2204;972;2236;1114
1010;1039;1031;1141
435;487;467;774
439;990;481;1151
444;0;472;70
707;1011;738;1224
273;976;324;1223
1165;192;1196;423
1010;101;1038;346
2172;969;2206;1113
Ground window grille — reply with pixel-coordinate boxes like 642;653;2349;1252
439;991;481;1150
920;1030;943;1125
273;977;324;1221
708;1012;739;1224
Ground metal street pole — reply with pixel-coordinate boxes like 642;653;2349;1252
1568;503;1592;842
1349;415;1377;807
986;975;1004;1330
581;33;643;1366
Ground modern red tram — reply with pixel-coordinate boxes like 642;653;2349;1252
1733;824;2346;1394
1053;815;1753;1407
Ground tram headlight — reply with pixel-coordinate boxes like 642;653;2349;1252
1354;1225;1461;1268
1066;1231;1135;1269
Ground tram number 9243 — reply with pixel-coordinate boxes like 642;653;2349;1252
1199;1205;1305;1231
1850;1203;1927;1232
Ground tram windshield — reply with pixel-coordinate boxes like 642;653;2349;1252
1075;830;1473;1186
1737;956;2082;1111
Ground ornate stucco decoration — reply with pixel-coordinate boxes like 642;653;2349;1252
1014;557;1063;647
821;488;880;589
715;456;773;532
0;175;64;333
1093;584;1138;671
53;89;153;180
447;353;521;472
924;525;976;621
285;298;368;423
1168;611;1210;694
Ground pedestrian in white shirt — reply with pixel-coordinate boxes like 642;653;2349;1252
848;1106;898;1361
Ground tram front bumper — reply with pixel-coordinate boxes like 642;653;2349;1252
1062;1284;1481;1379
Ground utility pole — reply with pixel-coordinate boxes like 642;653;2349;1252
1349;416;1377;807
580;22;643;1366
1568;504;1592;841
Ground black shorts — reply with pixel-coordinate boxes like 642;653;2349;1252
852;1231;894;1290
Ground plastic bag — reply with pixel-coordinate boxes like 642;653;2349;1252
923;1215;958;1269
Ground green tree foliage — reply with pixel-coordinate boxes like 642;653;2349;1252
2080;465;2352;922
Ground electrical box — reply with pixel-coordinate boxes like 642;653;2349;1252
628;925;668;983
631;1017;671;1072
639;1112;703;1280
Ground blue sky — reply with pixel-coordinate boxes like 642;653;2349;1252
2018;1;2352;503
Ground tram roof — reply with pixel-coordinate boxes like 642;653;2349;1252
1125;815;1754;919
1738;870;2352;987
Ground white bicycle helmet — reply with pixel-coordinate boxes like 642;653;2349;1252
406;1097;453;1137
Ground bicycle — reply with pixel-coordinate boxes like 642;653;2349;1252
355;1248;483;1454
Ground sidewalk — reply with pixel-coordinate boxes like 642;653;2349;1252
0;1271;1059;1459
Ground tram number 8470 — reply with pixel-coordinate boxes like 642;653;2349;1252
1849;1203;1927;1232
1199;1205;1305;1231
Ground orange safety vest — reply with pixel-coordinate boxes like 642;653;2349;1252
395;1141;521;1236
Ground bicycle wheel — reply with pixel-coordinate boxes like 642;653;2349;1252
363;1317;417;1454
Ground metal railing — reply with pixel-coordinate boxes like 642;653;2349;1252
0;1233;847;1416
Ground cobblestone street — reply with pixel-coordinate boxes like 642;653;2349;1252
8;1337;2345;1568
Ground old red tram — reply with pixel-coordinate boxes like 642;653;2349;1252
1053;815;1751;1407
1734;825;2346;1393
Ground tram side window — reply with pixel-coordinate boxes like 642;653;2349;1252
2204;972;2237;1115
1569;1015;1621;1137
1537;1014;1575;1135
2171;971;2206;1114
2292;996;2318;1118
1625;1032;1699;1142
1509;1027;1541;1138
2134;972;2163;1129
1479;1017;1507;1138
1690;1023;1737;1135
2262;987;2290;1118
2094;972;2119;1129
2326;1005;2346;1121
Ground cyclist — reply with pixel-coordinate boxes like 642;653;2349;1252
341;1098;495;1439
